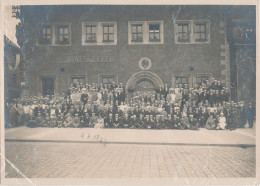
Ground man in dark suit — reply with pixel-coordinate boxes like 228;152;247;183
104;113;113;128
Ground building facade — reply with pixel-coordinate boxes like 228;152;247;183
4;36;22;102
17;5;256;103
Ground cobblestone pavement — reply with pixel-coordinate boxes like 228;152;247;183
5;142;255;178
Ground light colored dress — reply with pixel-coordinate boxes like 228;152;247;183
217;116;226;129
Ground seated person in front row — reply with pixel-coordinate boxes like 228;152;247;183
113;114;120;128
130;115;138;128
188;115;199;130
120;113;130;128
205;114;217;130
104;113;113;128
216;112;226;130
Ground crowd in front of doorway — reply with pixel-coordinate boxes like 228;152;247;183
5;77;255;130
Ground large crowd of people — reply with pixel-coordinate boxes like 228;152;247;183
5;77;255;130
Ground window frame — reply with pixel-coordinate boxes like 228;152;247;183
85;25;97;43
82;22;117;45
175;76;189;88
195;74;211;87
176;23;190;43
131;24;143;42
174;20;210;44
128;21;164;45
55;24;70;45
102;24;114;43
148;23;161;42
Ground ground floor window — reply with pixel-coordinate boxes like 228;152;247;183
175;76;189;88
71;77;85;85
196;75;210;87
101;76;114;86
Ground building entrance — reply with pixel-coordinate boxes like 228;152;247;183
42;77;54;96
126;71;164;97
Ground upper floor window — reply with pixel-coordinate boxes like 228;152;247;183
131;24;143;42
85;25;97;43
56;25;70;45
39;25;52;45
103;25;114;42
128;21;163;45
176;23;190;42
175;20;210;44
194;23;207;42
82;22;117;45
149;24;160;41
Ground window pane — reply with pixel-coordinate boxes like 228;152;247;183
132;25;136;33
92;26;96;33
64;28;69;34
183;25;188;32
47;28;51;34
195;25;200;32
110;34;114;41
132;34;137;41
177;25;182;32
195;33;200;39
201;33;206;39
59;28;63;34
201;25;206;32
86;26;91;33
154;33;160;40
137;26;142;33
149;24;159;31
104;35;108;41
102;78;108;83
104;26;108;33
109;78;114;82
109;26;114;33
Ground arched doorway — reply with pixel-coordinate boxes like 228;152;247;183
126;71;164;96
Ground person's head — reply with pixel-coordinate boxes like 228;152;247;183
189;115;193;119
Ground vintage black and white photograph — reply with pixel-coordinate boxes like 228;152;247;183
1;2;258;185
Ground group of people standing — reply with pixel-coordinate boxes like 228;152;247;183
5;78;255;130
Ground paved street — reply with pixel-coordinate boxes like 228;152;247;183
5;142;255;178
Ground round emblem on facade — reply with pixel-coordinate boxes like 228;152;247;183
139;57;152;70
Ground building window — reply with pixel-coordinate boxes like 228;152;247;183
82;22;117;45
175;76;189;88
85;25;97;43
131;24;143;42
102;76;114;86
71;77;85;85
177;23;190;42
195;23;207;41
128;21;163;45
103;25;114;42
175;20;210;44
149;24;160;41
39;25;52;44
196;75;210;86
56;25;70;45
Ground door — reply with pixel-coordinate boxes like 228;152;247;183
42;77;54;96
134;79;156;95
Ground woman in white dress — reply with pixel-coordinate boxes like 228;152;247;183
217;112;226;130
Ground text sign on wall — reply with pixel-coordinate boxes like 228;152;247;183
66;56;115;63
